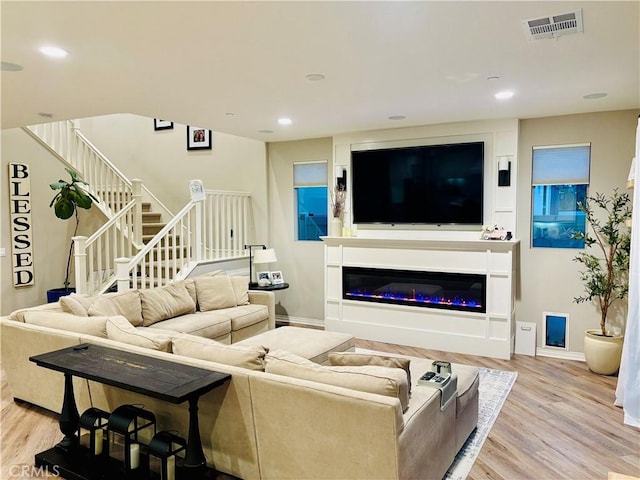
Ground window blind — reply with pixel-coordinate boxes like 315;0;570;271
293;162;327;187
532;144;590;185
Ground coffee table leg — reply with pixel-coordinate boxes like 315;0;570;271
183;396;206;476
57;373;80;451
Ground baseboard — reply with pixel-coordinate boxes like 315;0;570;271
536;347;585;362
275;314;324;329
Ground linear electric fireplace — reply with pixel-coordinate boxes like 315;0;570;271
342;266;486;313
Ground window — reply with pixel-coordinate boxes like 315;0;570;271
294;162;328;241
531;144;590;248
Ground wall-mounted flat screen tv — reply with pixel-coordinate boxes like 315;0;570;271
351;141;484;225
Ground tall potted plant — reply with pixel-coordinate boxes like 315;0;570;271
47;168;98;302
571;189;631;374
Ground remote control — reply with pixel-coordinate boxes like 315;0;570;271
420;371;435;381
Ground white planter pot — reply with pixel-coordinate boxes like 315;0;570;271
583;329;623;375
329;218;343;237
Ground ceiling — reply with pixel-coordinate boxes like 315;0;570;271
1;1;639;142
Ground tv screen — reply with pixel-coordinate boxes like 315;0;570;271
351;142;484;225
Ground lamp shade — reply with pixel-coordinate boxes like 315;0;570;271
253;248;277;264
628;157;636;189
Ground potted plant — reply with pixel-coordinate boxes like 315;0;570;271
571;189;631;374
329;185;346;236
47;168;98;302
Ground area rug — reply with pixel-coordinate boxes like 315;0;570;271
444;367;518;480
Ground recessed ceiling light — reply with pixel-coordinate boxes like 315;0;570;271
583;92;607;100
38;112;54;118
1;62;23;72
487;75;500;81
306;73;325;81
225;112;236;116
278;118;292;126
40;46;69;58
259;129;274;134
388;115;406;120
495;90;514;100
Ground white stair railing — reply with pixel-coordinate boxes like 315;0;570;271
116;190;252;291
25;120;252;294
72;200;142;295
26;121;135;221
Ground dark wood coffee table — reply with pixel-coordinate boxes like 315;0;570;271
30;343;231;480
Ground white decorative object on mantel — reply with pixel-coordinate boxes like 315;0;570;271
329;218;343;237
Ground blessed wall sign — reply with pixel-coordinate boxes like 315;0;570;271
9;163;35;287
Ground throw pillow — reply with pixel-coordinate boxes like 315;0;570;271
105;315;172;352
184;279;198;308
265;350;410;412
139;283;196;326
88;290;143;327
329;352;412;393
230;276;250;306
59;294;92;316
195;275;237;311
172;333;268;371
23;311;108;338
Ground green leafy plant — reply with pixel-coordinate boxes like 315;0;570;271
571;189;631;336
49;168;98;288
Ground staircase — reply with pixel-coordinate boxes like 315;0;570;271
25;120;252;295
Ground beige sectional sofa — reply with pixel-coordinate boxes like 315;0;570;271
1;275;479;480
7;272;275;344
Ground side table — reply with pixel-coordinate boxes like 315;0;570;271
250;282;290;291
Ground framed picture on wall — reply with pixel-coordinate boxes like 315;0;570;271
187;126;212;150
154;119;173;131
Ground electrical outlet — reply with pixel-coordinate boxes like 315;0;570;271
0;248;5;257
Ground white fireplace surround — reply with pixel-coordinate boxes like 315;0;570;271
323;236;519;359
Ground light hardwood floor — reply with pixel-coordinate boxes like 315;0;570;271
1;339;639;479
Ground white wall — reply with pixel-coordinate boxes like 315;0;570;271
267;138;333;324
517;109;639;355
1;128;99;314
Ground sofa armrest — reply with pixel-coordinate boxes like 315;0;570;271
247;290;275;330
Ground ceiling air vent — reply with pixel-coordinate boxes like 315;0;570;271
523;9;583;40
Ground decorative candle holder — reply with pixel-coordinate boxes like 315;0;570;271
78;407;110;457
107;405;156;475
148;431;187;480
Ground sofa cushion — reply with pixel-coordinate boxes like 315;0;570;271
9;302;62;322
172;333;268;371
195;275;237;311
59;294;91;316
23;311;108;338
147;311;231;339
454;365;480;417
216;304;269;331
105;315;172;352
139;283;196;326
87;290;143;327
237;326;355;364
329;352;412;393
231;276;250;306
265;350;409;411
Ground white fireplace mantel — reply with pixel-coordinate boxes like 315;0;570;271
322;236;519;359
